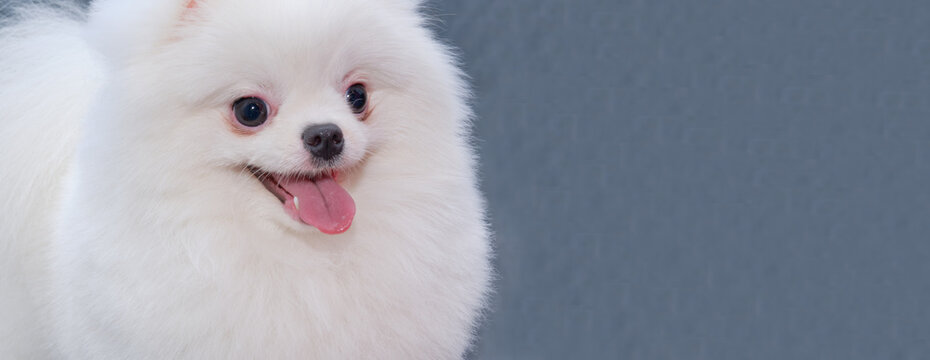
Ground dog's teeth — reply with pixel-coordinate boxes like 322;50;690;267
293;196;300;211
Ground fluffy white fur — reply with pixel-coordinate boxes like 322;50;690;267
0;1;491;358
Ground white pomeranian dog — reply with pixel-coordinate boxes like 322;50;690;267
0;0;491;358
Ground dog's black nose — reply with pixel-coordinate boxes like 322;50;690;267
302;123;344;161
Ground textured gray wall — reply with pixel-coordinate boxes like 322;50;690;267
431;1;930;359
13;0;930;359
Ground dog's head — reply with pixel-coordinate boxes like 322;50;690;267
84;0;472;235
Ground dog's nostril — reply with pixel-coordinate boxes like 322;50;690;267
332;133;343;145
309;135;322;147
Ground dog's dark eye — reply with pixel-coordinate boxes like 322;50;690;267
345;83;367;115
233;97;268;127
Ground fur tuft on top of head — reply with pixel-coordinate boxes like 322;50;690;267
84;0;192;66
84;0;426;67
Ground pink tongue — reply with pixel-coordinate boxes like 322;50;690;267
281;174;355;234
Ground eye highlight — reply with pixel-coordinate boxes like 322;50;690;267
232;97;269;127
345;83;367;115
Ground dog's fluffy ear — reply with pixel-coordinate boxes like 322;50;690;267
84;0;198;66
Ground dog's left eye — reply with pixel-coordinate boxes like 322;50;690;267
233;97;269;127
345;84;367;115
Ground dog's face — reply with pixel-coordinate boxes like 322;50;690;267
88;0;469;235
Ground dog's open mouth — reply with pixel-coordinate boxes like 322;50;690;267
248;167;355;234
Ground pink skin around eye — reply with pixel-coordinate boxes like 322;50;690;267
341;71;369;93
227;95;278;135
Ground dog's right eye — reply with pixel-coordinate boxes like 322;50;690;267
233;97;269;127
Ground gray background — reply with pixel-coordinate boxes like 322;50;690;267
432;1;930;359
15;0;930;359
